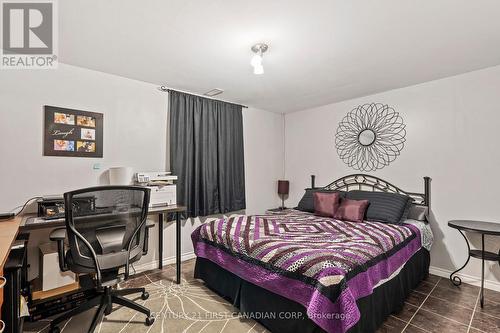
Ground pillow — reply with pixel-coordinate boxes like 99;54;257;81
296;189;316;212
297;189;345;213
333;198;370;223
313;192;341;217
345;190;413;224
407;205;428;221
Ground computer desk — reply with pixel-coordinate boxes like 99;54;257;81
149;205;187;284
0;217;22;269
19;204;187;284
0;215;23;318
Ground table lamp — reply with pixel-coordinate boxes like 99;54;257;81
277;180;289;210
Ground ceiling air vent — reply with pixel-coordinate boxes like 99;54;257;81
203;88;224;97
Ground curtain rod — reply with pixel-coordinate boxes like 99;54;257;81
158;86;248;108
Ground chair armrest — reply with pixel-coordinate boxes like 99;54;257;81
143;220;155;255
49;228;69;272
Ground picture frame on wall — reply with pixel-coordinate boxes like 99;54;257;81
43;105;103;158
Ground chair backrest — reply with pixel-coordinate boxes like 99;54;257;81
64;186;150;273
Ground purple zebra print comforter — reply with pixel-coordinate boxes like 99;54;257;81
192;209;422;333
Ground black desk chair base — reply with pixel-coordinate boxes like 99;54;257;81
49;285;154;333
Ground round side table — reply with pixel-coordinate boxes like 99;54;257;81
448;220;500;308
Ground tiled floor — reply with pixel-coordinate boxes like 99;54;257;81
376;274;500;332
24;260;500;333
23;260;268;333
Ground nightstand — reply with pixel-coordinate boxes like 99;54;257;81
448;220;500;308
266;208;288;213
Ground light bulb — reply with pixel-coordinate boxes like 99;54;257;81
250;54;262;67
250;43;268;75
253;64;264;75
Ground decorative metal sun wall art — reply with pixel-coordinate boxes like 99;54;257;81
335;103;406;171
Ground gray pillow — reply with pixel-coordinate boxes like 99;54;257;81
407;205;428;221
345;190;413;224
296;189;346;213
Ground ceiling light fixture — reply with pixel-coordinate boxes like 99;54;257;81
251;43;268;75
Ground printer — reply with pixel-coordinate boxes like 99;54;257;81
135;171;177;207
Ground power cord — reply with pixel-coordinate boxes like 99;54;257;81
10;197;43;216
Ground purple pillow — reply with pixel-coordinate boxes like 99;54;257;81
334;198;370;223
313;192;340;217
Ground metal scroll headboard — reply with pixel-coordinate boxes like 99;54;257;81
310;174;431;209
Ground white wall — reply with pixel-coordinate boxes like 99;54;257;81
0;64;284;278
243;108;285;214
284;65;500;289
0;65;168;207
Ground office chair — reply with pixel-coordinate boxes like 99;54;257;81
48;186;155;333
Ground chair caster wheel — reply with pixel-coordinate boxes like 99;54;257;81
146;315;155;326
141;291;149;300
50;326;61;333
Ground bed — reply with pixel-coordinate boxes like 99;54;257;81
191;174;433;333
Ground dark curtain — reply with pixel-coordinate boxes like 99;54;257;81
169;90;246;217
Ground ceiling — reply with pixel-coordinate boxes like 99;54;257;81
59;0;500;113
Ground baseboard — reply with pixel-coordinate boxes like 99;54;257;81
429;265;500;292
131;252;196;274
